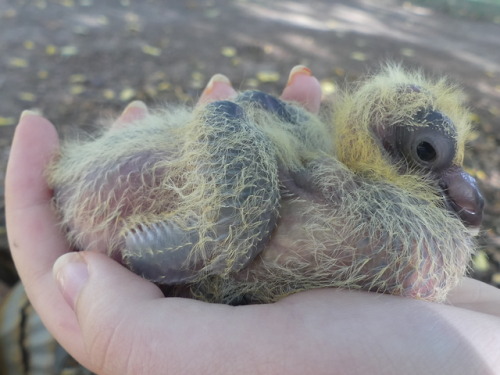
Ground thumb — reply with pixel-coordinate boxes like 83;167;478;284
53;251;165;374
53;252;290;375
53;251;164;312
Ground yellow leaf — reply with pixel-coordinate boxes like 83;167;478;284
466;130;480;142
400;48;415;57
70;74;86;83
45;44;58;55
472;250;490;272
320;79;336;95
70;85;86;95
334;67;345;77
142;45;162;56
102;89;116;100
468;112;481;123
3;9;17;18
61;45;79;56
191;71;205;89
8;57;28;68
35;0;47;9
350;51;366;61
37;70;49;79
256;71;280;83
245;78;259;88
18;92;37;102
475;170;487;181
23;40;35;50
221;46;237;58
120;88;136;101
0;117;16;126
157;82;171;91
263;44;274;54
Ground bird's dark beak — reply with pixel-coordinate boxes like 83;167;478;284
439;165;484;230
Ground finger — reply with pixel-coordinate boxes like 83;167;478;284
197;74;237;106
5;111;86;353
53;248;500;375
446;277;500;317
53;250;291;374
280;65;322;114
53;251;184;373
111;100;148;129
6;111;66;287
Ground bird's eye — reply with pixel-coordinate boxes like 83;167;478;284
416;141;437;163
408;134;451;170
393;109;457;172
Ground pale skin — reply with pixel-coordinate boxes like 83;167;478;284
5;67;500;375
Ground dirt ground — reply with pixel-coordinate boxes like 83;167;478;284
0;0;499;298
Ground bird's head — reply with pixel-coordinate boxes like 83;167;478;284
334;66;484;232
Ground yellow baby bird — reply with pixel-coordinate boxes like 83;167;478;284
47;65;484;304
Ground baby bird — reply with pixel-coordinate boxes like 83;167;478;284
47;65;484;304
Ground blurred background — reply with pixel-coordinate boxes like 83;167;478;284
0;0;499;301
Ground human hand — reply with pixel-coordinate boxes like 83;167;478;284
6;70;500;374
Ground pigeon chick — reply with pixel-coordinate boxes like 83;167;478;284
46;65;484;304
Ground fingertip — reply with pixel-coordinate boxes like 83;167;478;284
54;251;164;326
15;110;58;140
9;110;59;160
198;73;237;106
19;109;42;121
113;100;149;129
126;100;148;112
281;65;322;114
286;65;313;84
7;111;59;203
53;252;89;311
207;73;232;87
76;251;165;304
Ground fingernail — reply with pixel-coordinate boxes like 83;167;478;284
113;100;148;128
19;109;41;122
124;100;147;112
203;73;232;94
287;65;312;85
53;252;89;310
